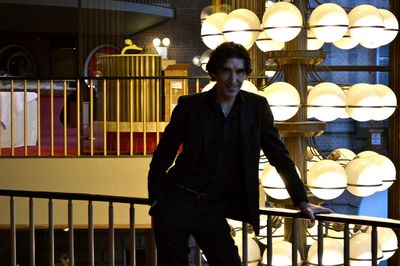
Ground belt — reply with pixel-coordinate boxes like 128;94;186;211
173;185;217;203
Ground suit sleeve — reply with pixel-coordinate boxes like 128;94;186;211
147;96;186;202
259;97;308;206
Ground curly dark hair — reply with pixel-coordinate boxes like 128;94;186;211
206;42;252;81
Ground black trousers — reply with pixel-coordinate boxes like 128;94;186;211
152;187;242;266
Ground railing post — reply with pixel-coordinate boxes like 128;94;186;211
29;197;36;266
242;222;248;266
49;199;54;266
343;223;350;266
68;200;75;266
371;225;378;266
88;200;94;266
109;202;115;266
130;203;136;266
10;196;16;266
266;215;272;266
291;218;298;266
317;221;323;266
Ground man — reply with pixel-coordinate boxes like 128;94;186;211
148;42;330;266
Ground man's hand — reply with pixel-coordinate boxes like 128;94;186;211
298;201;332;222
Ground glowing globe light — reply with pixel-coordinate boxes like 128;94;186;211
373;84;397;121
258;215;285;245
262;2;302;42
358;151;396;192
241;80;258;94
200;5;213;21
308;238;344;266
328;148;356;166
309;3;348;43
262;241;301;266
333;29;359;49
234;232;261;266
256;30;285;52
379;9;399;46
258;82;300;121
201;12;228;50
260;163;292;200
223;9;261;50
307;82;346;122
308;160;347;200
199;49;212;72
350;232;383;266
346;83;382;122
345;157;381;197
306;221;318;245
201;81;215;92
377;227;398;260
307;29;324;50
348;5;385;45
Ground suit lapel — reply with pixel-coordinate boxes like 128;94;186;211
239;92;254;150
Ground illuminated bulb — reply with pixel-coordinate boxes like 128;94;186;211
201;81;216;92
233;232;261;266
350;232;383;266
223;9;261;50
373;84;397;121
307;82;346;122
309;3;348;43
152;38;161;47
348;5;385;45
256;30;284;52
162;38;170;47
201;80;258;94
333;29;359;49
260;163;291;200
307;29;324;50
345;157;381;197
258;82;300;121
199;49;213;72
262;2;302;42
346;83;382;122
201;12;228;49
379;9;399;46
357;151;396;192
241;80;258;94
192;56;201;66
258;215;285;245
377;227;398;260
308;160;347;200
308;238;344;266
262;241;301;266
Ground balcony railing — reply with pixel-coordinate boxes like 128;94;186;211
1;188;399;266
0;76;215;157
114;0;171;7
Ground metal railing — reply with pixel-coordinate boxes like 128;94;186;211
114;0;171;7
0;189;151;266
0;76;215;157
2;187;400;266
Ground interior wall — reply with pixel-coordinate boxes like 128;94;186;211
0;157;152;227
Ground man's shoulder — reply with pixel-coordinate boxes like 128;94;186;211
240;90;266;105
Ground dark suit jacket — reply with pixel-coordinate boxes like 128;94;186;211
148;88;308;234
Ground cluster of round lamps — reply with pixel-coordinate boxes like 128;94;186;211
258;81;397;122
227;214;398;265
201;2;398;52
261;148;396;201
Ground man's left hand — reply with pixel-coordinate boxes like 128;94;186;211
298;201;332;222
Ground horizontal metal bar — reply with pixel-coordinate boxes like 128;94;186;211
259;207;400;229
0;189;150;205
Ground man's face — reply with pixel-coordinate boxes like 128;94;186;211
213;57;247;101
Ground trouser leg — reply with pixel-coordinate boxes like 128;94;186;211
152;211;191;266
192;203;242;266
